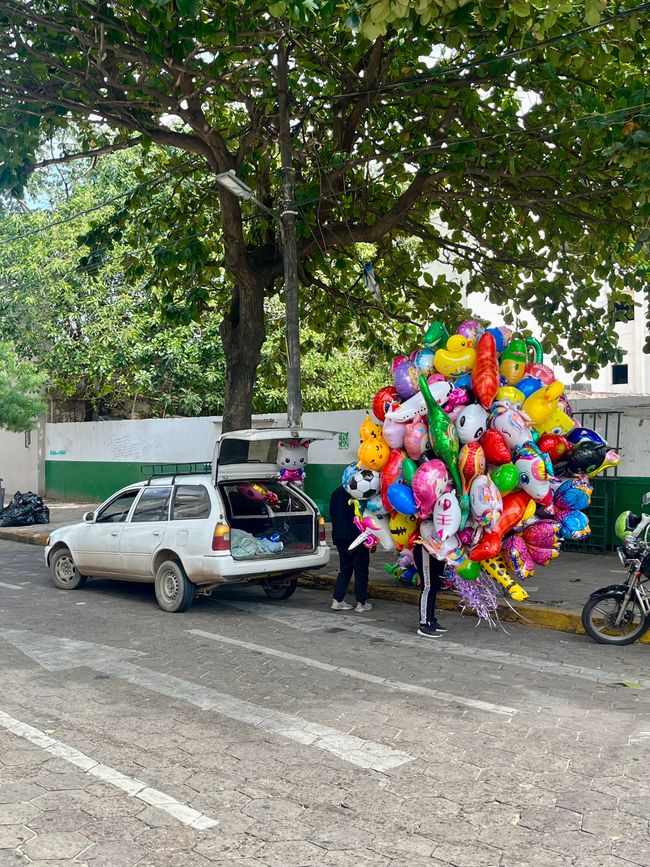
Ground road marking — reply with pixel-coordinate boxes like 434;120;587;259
0;710;217;830
189;628;516;717
220;601;650;690
0;629;413;774
0;581;24;590
629;731;650;745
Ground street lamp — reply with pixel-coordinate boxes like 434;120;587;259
215;170;276;217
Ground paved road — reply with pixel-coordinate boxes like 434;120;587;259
1;540;649;867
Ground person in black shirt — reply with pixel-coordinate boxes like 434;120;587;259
329;485;372;613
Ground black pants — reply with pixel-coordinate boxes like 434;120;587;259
333;544;370;604
413;544;444;626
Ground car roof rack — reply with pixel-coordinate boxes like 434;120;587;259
140;462;212;486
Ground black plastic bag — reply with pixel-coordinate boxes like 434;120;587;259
0;491;50;527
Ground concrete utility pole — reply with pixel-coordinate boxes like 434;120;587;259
277;36;302;429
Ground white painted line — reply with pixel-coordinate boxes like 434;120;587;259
0;710;218;830
189;628;516;717
0;581;24;590
221;601;650;690
629;731;650;745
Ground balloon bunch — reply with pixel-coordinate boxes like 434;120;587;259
343;318;621;618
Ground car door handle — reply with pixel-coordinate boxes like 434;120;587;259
153;531;161;536
110;532;118;537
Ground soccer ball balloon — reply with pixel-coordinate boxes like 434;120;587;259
347;468;381;500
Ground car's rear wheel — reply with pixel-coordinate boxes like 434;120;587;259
262;577;298;600
155;560;195;613
50;548;87;590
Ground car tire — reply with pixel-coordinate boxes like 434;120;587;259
262;578;298;600
154;560;195;613
50;548;87;591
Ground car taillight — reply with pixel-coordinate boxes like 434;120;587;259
318;516;327;544
212;523;230;551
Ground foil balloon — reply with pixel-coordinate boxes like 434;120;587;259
566;427;606;446
455;404;488;444
413;348;436;376
391;355;409;373
433;335;477;378
588;449;620;477
553;478;592;540
382;415;406;449
402;456;418;485
393;361;420;399
458;442;486;495
341;461;357;488
534;407;576;436
469;490;534;561
490;463;519;494
499;338;528;385
486;326;510;353
387;482;417;516
389;511;419;550
419;375;467;522
432;490;462;540
537;433;571;463
495;386;525;408
472;332;500;410
469;474;503;530
381;449;404;511
555;441;607;477
404;414;431;460
364;493;385;514
522;381;565;426
456;318;484;343
423;320;449;350
357;435;390;471
348;503;395;552
412;459;449;519
516;376;542;399
489;404;533;450
479;429;512;466
514;445;552;506
384;380;452;423
372;386;398;422
444;387;471;415
525;362;555;384
481;556;529;601
360;413;383;442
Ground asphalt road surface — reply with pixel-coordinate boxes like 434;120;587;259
1;539;649;867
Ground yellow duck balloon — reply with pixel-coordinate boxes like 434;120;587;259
522;381;564;426
434;335;477;378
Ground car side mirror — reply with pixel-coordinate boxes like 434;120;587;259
83;511;95;523
642;492;650;507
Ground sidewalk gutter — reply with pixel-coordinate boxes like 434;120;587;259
298;571;650;645
2;528;647;645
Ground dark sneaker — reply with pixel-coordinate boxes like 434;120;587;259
432;620;447;633
417;624;441;639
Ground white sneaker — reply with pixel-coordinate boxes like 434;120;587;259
355;601;373;612
331;600;353;610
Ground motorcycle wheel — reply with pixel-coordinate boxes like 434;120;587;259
582;591;649;646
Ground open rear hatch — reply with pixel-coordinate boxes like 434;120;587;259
213;428;336;560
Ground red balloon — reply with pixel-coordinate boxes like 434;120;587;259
538;433;570;463
470;491;532;561
472;332;499;410
381;449;404;512
372;386;398;422
480;429;512;465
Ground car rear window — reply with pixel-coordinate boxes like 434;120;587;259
219;439;281;465
172;485;211;520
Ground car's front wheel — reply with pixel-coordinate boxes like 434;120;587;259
262;577;298;600
154;560;195;613
50;548;87;590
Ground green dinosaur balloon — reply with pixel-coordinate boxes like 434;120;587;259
423;320;449;350
419;374;469;525
402;457;418;485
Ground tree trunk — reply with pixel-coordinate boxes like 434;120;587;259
219;277;266;432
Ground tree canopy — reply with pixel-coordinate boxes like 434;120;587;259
0;0;649;427
0;341;44;431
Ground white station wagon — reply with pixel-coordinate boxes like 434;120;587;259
45;428;333;612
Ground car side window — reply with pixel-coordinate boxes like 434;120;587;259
96;492;139;524
172;485;211;520
131;487;172;523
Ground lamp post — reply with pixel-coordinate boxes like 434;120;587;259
215;39;302;428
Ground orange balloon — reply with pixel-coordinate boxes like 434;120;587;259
469;491;532;561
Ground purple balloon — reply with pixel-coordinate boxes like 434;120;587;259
456;319;484;343
393;361;420;399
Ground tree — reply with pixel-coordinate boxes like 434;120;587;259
0;341;44;431
0;1;649;429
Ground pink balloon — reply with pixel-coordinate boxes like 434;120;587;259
382;415;406;449
525;362;555;385
412;459;449;519
391;355;409;374
404;414;430;460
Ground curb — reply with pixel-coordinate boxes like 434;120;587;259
298;571;650;645
3;530;647;645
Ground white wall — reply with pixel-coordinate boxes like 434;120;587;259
0;427;42;498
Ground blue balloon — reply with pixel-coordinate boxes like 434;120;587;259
566;427;605;446
454;373;472;390
486;327;506;353
517;376;543;398
364;493;385;514
341;462;357;488
386;482;418;516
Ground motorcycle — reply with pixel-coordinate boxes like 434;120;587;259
582;492;650;646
